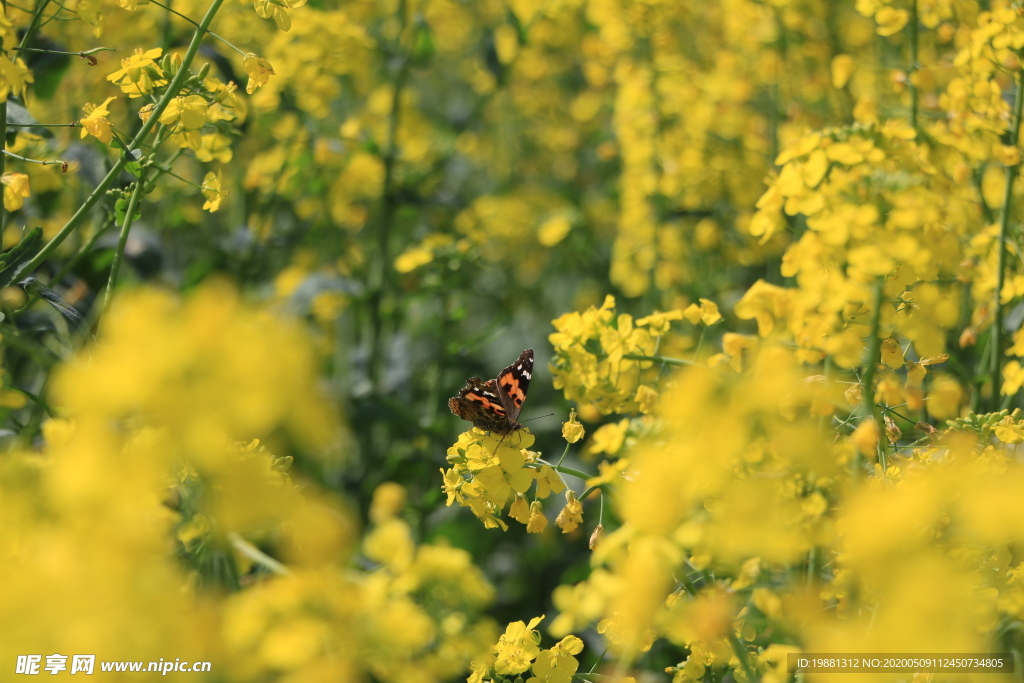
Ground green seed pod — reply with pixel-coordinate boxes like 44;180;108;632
196;62;211;82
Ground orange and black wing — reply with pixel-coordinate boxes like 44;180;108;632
495;348;533;422
448;377;516;435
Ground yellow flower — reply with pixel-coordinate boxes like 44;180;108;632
589;420;629;456
680;298;722;326
880;337;904;369
159;95;209;131
534;464;566;499
561;410;585;443
201;171;227;213
993;417;1024;444
555;490;583;533
636;308;685;334
243;53;275;94
474;448;535;508
527;645;580;683
252;0;306;31
0;54;33;101
526;501;548;533
440;467;464;506
537;214;573;246
394;245;433;273
369;481;405;523
929;374;963;417
493;615;544;675
509;493;530;524
363;517;413;571
734;280;788;337
850;418;878;456
2;172;30;211
80;96;116;143
311;291;347;323
831;54;856;88
874;6;909;36
106;47;165;97
634;385;658;414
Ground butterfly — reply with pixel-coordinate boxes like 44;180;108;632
449;349;534;435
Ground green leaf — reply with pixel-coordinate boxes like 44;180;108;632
114;194;142;225
0;227;42;289
114;197;128;224
17;277;84;327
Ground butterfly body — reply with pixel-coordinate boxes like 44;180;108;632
449;349;533;435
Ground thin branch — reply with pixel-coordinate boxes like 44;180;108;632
147;0;246;56
2;149;67;168
11;46;113;55
6;122;79;128
16;0;52;52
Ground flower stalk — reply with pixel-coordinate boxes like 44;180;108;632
102;171;146;318
860;277;887;471
991;68;1024;410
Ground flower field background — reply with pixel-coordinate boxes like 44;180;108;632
3;0;1024;681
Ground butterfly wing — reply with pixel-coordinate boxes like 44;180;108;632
495;348;533;422
448;377;515;434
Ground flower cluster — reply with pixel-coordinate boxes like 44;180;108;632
443;429;568;532
549;294;703;416
468;616;594;683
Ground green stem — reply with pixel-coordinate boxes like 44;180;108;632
368;0;410;391
692;325;708;361
0;98;6;237
555;441;570;467
992;69;1024;409
807;545;820;588
860;278;887;472
551;464;591;480
4;382;54;416
621;353;702;367
228;532;291;576
20;0;225;277
677;566;698;596
727;632;757;683
102;171;146;317
908;0;918;129
579;483;609;500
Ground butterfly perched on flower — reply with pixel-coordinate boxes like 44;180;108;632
449;349;533;435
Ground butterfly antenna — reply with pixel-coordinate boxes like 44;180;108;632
520;413;555;423
490;432;508;458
